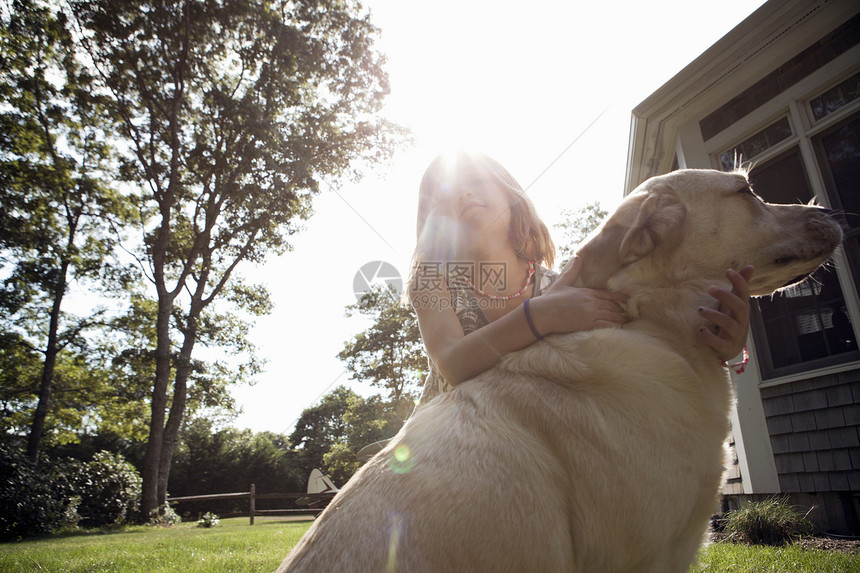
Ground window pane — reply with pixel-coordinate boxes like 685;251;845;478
719;117;793;171
749;149;813;205
814;112;860;308
748;149;859;378
818;115;860;232
810;72;860;121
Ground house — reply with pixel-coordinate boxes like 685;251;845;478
624;0;860;534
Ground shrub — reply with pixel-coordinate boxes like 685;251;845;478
0;445;67;540
724;497;815;546
73;451;142;527
196;512;220;528
148;503;180;527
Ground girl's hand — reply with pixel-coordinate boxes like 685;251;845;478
535;256;628;334
698;266;754;362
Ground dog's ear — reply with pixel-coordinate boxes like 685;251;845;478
618;191;686;264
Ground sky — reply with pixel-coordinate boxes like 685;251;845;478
231;0;769;435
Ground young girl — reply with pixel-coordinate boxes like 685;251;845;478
408;151;752;407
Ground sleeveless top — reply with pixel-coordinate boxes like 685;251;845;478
415;264;559;408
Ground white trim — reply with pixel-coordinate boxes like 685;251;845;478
758;360;860;389
728;339;781;494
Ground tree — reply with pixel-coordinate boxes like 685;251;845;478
93;293;252;444
169;419;303;515
338;285;425;419
554;202;608;269
0;337;120;450
0;0;133;461
322;392;399;484
289;386;355;474
68;0;407;517
289;386;400;484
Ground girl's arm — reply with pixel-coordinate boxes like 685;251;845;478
413;258;627;386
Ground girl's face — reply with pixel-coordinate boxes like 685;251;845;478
440;166;512;235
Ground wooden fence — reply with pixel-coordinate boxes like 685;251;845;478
167;484;335;525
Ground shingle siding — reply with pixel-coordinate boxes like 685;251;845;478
760;368;860;493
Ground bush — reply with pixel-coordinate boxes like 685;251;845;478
0;447;143;538
724;497;815;546
196;512;220;528
148;503;180;527
72;451;142;527
0;445;67;540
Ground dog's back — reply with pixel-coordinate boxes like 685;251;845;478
279;326;730;572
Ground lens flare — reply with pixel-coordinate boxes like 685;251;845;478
387;443;415;474
394;445;409;462
386;513;404;573
417;212;460;261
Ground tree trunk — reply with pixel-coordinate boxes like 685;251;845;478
26;261;68;463
156;375;186;505
156;311;198;505
140;294;175;520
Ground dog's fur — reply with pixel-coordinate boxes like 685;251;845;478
277;169;843;572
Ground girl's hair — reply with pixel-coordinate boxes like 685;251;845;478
408;152;555;297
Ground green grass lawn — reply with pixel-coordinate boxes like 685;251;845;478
1;517;858;572
692;541;859;572
0;517;309;573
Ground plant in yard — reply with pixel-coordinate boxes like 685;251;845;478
147;503;180;527
0;445;67;539
61;495;82;529
71;451;142;527
196;512;220;528
723;496;815;545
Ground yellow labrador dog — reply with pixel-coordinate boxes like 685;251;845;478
278;169;843;572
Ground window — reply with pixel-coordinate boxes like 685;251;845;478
719;84;860;380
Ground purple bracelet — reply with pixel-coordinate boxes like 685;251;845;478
523;298;544;341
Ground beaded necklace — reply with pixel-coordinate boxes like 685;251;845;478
465;260;535;301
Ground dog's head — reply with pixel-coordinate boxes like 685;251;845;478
574;169;843;297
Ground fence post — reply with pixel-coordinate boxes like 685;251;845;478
250;484;255;526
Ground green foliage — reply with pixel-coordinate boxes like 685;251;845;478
195;512;220;528
63;0;408;516
147;503;180;528
289;386;397;482
70;451;142;528
289;386;354;473
288;386;401;484
554;202;608;269
0;0;138;459
0;445;67;540
168;419;303;513
324;393;401;484
339;285;425;419
723;497;816;546
1;0;408;518
0;445;152;539
0;332;41;437
0;327;151;453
